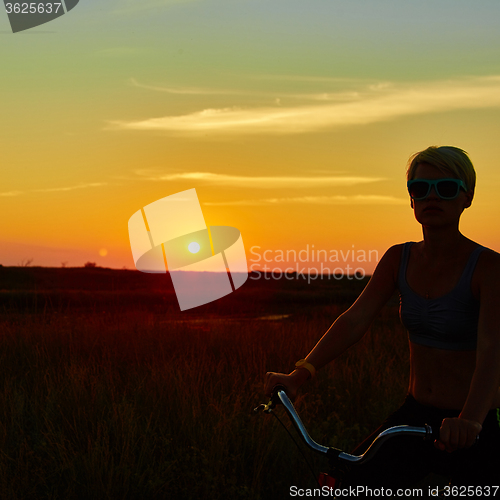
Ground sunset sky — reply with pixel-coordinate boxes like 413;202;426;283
2;0;500;275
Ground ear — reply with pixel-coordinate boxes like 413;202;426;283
463;189;474;209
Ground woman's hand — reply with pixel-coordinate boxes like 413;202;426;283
434;417;482;452
264;369;311;400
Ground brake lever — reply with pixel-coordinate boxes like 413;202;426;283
253;385;288;414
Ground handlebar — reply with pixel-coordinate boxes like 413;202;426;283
254;387;434;465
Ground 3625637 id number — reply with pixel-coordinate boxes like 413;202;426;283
5;3;63;14
443;485;499;497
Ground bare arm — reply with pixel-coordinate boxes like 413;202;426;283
461;251;500;422
437;250;500;452
265;244;401;397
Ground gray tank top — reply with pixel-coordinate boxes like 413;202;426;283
398;242;485;351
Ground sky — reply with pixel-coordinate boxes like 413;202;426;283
2;0;500;275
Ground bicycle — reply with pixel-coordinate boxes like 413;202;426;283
254;387;458;497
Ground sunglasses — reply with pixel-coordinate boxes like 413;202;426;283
407;178;467;201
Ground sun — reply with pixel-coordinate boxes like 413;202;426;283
188;242;200;254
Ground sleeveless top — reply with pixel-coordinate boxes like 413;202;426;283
398;242;485;351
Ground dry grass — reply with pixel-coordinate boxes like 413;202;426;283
0;277;412;499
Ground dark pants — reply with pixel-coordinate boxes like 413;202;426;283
340;394;500;489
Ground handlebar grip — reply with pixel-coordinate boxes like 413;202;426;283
271;385;287;396
270;385;288;407
429;424;440;443
426;424;480;445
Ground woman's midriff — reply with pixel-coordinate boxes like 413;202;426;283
409;342;500;410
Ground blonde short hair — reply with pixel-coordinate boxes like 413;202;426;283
406;146;476;192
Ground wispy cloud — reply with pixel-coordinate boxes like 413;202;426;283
33;183;107;193
1;183;106;197
133;171;384;188
250;74;371;84
128;77;357;101
110;76;500;136
203;195;407;206
129;78;240;96
0;191;23;197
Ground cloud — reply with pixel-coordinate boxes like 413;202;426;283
110;76;500;136
203;195;407;206
250;74;371;85
128;77;356;101
133;171;384;188
129;78;241;96
0;191;23;197
0;184;106;197
33;183;107;193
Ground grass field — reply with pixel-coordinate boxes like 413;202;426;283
0;267;439;499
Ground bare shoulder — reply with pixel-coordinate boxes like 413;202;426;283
373;243;406;283
470;247;500;304
474;248;500;337
476;247;500;283
346;243;406;323
383;243;406;261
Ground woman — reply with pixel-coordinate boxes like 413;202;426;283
265;146;500;487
